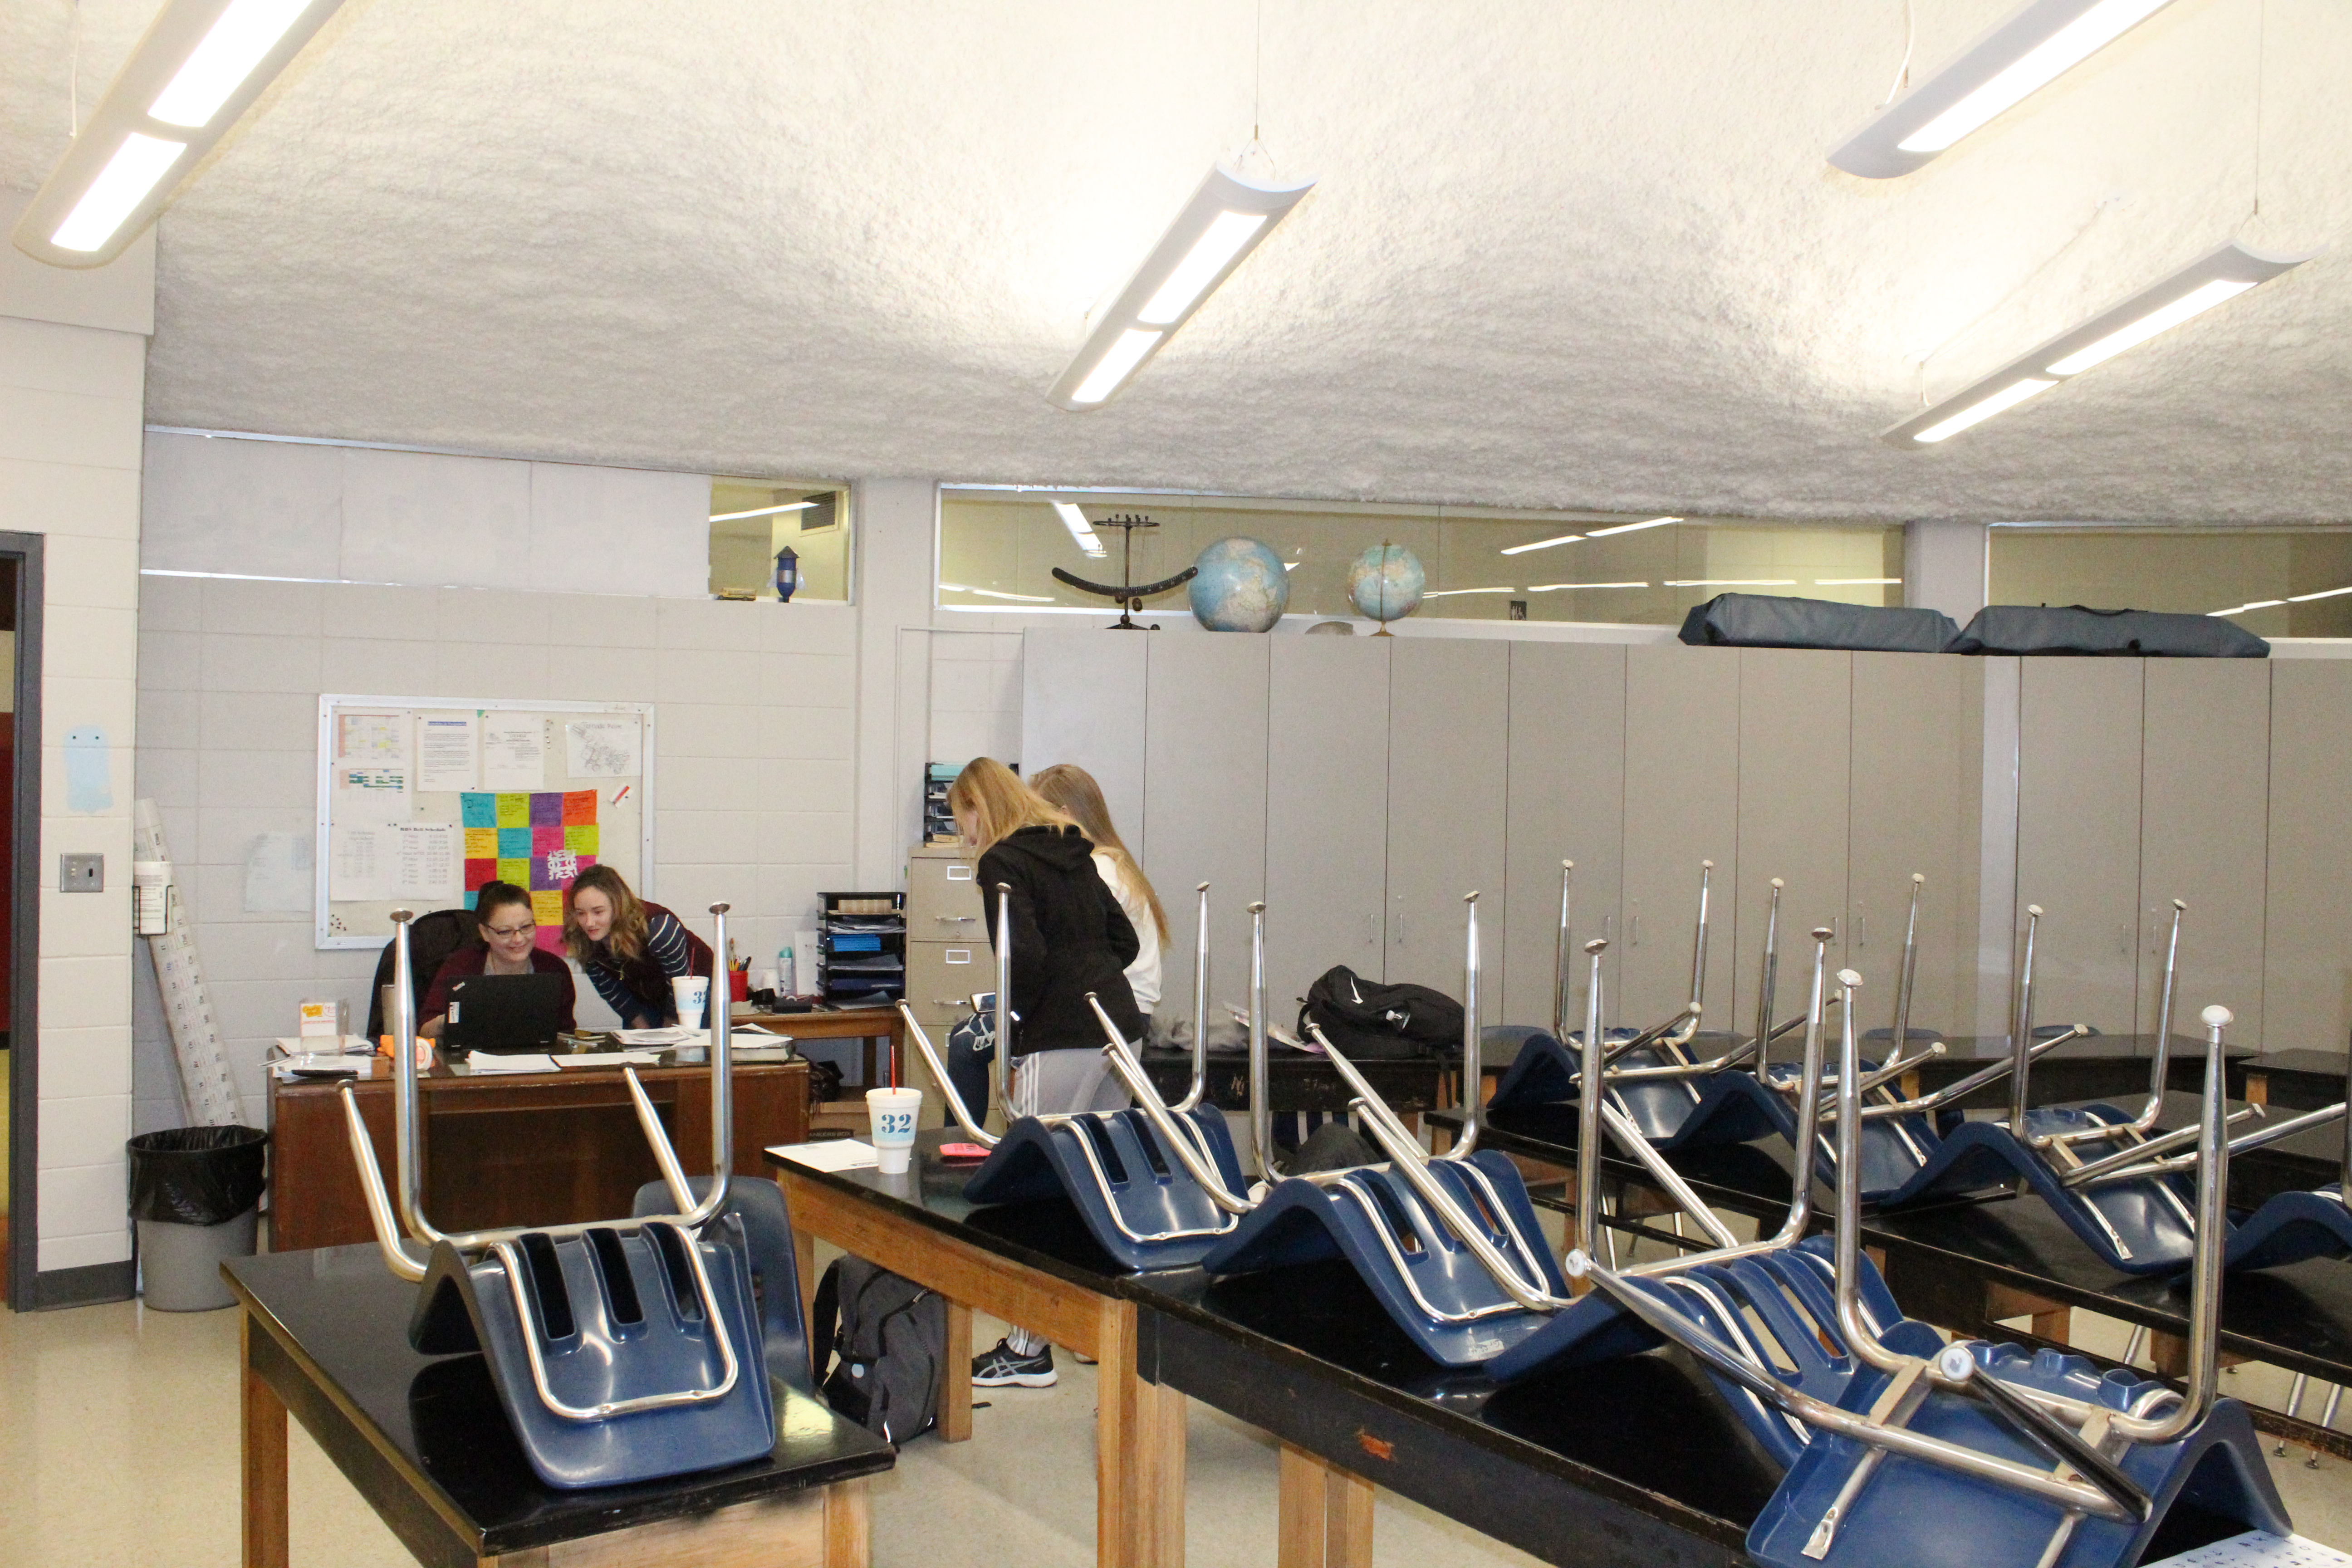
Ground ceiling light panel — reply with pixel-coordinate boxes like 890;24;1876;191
1499;534;1586;556
1883;241;2311;447
1584;516;1681;538
1828;0;2180;179
12;0;344;267
1052;502;1108;558
1049;164;1315;411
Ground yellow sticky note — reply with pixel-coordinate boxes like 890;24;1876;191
464;827;498;858
498;858;529;887
532;891;564;926
495;794;529;828
564;824;599;855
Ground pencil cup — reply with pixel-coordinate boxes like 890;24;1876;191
866;1088;923;1174
671;976;710;1029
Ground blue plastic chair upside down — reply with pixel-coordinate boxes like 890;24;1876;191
960;1104;1250;1271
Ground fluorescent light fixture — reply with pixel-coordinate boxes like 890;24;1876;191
2288;586;2352;603
1665;579;1797;588
12;0;344;267
1817;578;1904;585
1885;241;2313;447
1421;587;1517;598
1584;516;1681;538
1049;163;1315;411
1051;502;1107;558
49;134;186;252
941;583;1058;603
1829;0;2180;178
709;501;818;522
2209;600;2285;617
1500;534;1586;556
2044;279;2256;374
1527;581;1649;592
149;0;315;126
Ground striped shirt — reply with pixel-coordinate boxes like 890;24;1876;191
581;903;705;1024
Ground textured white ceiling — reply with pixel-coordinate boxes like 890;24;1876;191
5;0;2347;521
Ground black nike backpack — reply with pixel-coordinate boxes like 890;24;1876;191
1299;966;1464;1059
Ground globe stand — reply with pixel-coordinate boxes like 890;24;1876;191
1051;513;1198;630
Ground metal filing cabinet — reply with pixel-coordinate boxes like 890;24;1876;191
905;844;990;1029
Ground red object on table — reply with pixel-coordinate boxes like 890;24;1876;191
728;969;749;1002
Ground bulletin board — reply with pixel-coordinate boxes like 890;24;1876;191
314;695;655;951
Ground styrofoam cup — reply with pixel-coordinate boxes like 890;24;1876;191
672;975;710;1028
866;1088;923;1174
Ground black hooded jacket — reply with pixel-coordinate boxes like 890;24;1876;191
976;824;1144;1054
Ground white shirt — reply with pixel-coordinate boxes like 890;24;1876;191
1092;851;1162;1013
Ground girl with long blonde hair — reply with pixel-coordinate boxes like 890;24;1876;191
1029;763;1166;1024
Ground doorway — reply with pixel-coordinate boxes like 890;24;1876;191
2;537;39;1307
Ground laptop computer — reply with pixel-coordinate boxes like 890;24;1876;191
444;972;570;1054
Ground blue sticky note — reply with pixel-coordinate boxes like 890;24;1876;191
461;793;497;828
497;826;533;858
65;726;112;813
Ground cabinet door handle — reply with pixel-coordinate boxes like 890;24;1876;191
934;914;975;924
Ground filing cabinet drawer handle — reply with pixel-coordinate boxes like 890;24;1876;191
945;950;972;963
946;866;974;881
934;915;976;923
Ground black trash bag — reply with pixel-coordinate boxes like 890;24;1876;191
127;1125;269;1225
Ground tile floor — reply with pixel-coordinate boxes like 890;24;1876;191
3;1290;2350;1567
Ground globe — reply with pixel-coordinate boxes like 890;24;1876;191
1188;537;1292;632
1348;543;1425;625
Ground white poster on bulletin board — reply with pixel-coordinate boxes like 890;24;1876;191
315;696;653;951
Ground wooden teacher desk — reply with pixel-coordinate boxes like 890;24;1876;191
228;1245;891;1568
269;1056;810;1252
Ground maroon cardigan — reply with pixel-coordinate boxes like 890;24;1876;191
421;944;578;1030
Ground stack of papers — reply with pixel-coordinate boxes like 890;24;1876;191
767;1140;879;1172
274;1035;377;1057
614;1027;697;1047
272;1053;373;1080
554;1052;664;1069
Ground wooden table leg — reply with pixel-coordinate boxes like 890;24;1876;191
1095;1296;1142;1567
1134;1373;1187;1568
1323;1461;1374;1568
242;1312;290;1568
940;1299;974;1442
794;1223;820;1355
1278;1443;1372;1568
824;1477;872;1568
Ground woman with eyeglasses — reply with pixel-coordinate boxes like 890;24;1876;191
419;880;578;1038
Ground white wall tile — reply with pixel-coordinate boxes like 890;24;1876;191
0;455;142;539
438;587;553;645
38;1225;132;1273
195;806;314;870
546;645;658;703
650;753;767;812
321;581;440;641
37;955;132;1029
134;743;198;805
320;637;437;694
198;747;312;810
46;534;143;610
139;630;201;691
549;592;656;647
40;885;131;959
44;604;138;680
760;602;857;655
657;703;761;760
657;596;765;652
773;706;856;761
653;809;759;865
0;315;147;396
202;632;322;693
657;648;760;705
43;672;138;735
199;690;315;753
437;640;549;699
138;571;202;631
0;386;143;470
35;1161;128;1237
43;1024;134;1098
201;574;323;635
760;652;856;707
39;1094;130;1166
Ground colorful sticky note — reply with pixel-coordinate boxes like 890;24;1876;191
533;824;564;854
563;789;597;825
464;857;498;890
464;827;498;858
495;793;529;828
497;827;532;858
563;824;599;855
461;793;497;828
531;890;564;928
464;890;480;910
530;791;563;827
497;857;529;887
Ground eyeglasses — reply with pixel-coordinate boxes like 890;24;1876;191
483;923;536;940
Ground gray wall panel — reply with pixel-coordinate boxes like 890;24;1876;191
1386;638;1510;1018
2264;662;2352;1056
1019;627;1147;836
1502;642;1627;1032
1140;635;1270;1023
2016;660;2145;1034
1265;637;1391;1012
1735;649;1851;1038
1620;646;1741;1024
2139;661;2270;1044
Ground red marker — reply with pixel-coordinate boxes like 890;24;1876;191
611;784;631;805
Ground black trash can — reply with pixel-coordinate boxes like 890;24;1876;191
127;1125;269;1311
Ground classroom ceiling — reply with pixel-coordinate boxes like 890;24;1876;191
3;0;2347;523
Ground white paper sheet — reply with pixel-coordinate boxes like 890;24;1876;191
614;1026;698;1046
768;1139;879;1172
480;715;547;790
336;711;408;769
416;714;480;792
244;831;314;913
565;718;641;779
554;1052;664;1068
328;822;389;899
462;1053;561;1075
391;823;457;899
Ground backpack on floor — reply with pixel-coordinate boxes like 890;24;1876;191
1300;966;1463;1060
810;1256;946;1445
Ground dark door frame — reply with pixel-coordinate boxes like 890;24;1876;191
3;531;40;1312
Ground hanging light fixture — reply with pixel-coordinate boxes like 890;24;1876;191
1828;0;2180;179
1048;164;1315;411
1884;241;2313;447
12;0;346;267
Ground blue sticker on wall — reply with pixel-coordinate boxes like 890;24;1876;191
64;725;113;813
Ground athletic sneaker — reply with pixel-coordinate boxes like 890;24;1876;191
971;1338;1057;1388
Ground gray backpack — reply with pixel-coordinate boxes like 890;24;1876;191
809;1256;945;1444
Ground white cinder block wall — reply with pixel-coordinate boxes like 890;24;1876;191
132;435;862;1132
0;195;156;1294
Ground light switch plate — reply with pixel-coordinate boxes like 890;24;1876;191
61;853;103;892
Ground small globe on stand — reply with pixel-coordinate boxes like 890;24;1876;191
1188;537;1292;632
1348;543;1425;633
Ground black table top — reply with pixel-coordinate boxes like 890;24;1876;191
1122;1263;1756;1567
227;1246;893;1561
765;1127;1139;1291
2245;1049;2352;1111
